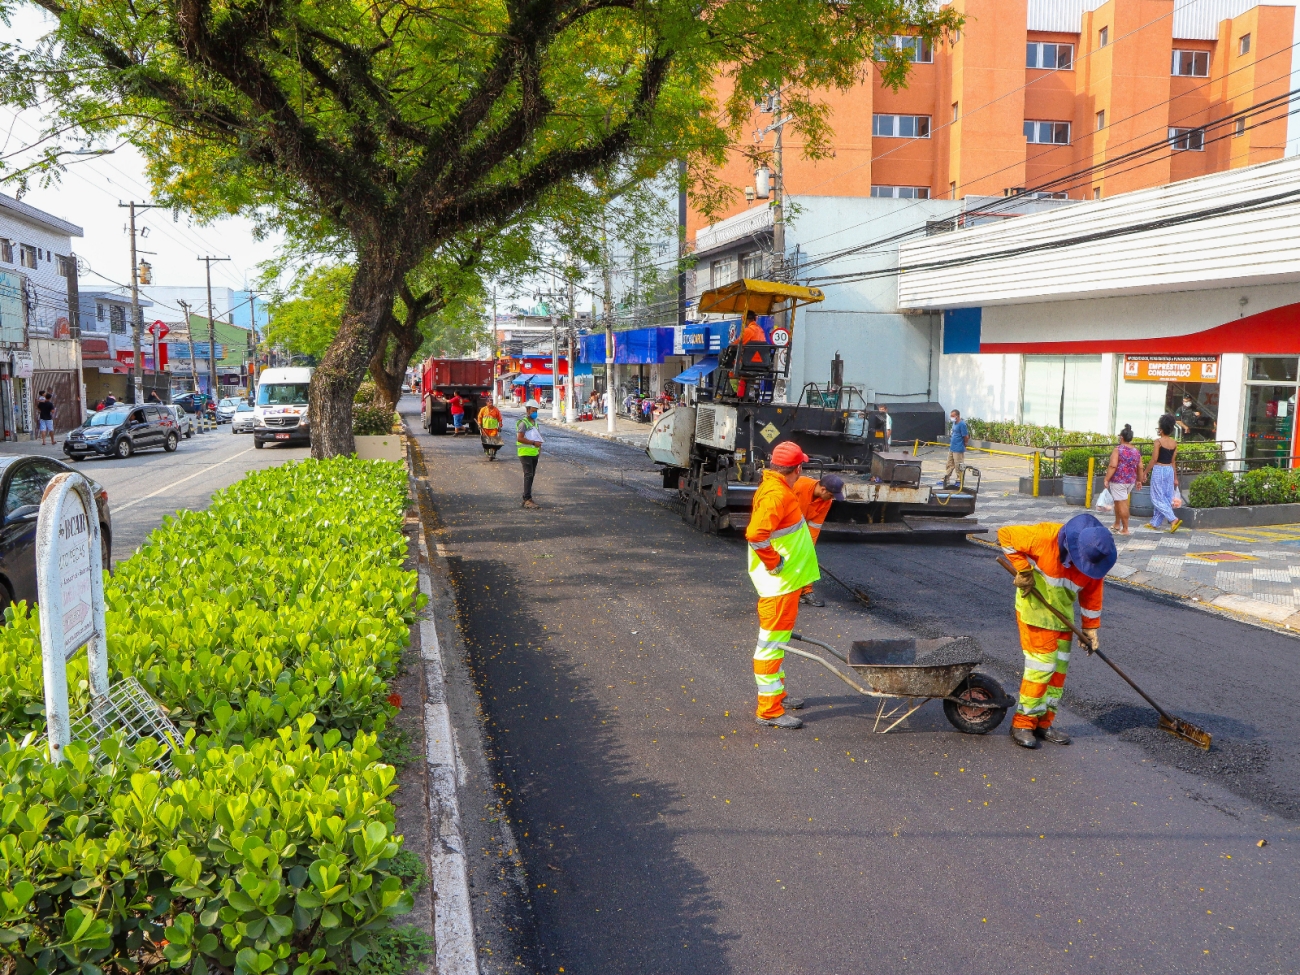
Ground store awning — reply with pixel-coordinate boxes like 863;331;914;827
528;374;556;387
672;356;719;385
697;279;825;316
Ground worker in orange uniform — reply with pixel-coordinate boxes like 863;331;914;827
792;473;845;607
998;513;1116;749
735;310;767;346
746;441;822;729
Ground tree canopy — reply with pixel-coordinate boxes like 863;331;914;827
0;0;959;453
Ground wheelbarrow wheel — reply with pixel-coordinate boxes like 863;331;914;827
943;673;1008;735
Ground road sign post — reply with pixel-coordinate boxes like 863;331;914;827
37;472;108;763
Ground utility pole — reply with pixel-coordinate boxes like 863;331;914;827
566;273;577;423
198;256;231;399
118;202;166;403
771;88;785;281
549;304;560;421
677;159;688;328
491;292;499;406
178;300;199;393
602;213;617;435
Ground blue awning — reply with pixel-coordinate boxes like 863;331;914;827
528;374;556;387
672;356;719;385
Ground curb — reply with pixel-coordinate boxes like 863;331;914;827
967;533;1300;637
538;415;649;450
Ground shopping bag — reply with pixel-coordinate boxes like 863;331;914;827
1094;487;1114;513
1172;493;1183;509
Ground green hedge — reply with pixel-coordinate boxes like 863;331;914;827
968;419;1224;474
1187;468;1300;508
965;419;1115;449
0;458;423;975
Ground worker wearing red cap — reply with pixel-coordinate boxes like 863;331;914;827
746;440;822;729
792;473;845;607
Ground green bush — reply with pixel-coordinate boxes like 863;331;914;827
1176;440;1225;473
0;458;424;973
1188;471;1234;508
353;405;396;436
1235;467;1300;506
1060;447;1111;477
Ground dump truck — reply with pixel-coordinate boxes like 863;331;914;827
646;279;982;539
419;357;494;435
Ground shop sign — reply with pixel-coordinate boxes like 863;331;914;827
1123;355;1220;382
10;351;32;379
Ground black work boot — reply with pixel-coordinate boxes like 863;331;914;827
799;592;825;607
756;713;803;730
1011;727;1040;749
1036;725;1071;745
783;698;805;710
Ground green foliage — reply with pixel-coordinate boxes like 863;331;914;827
1235;468;1300;507
1176;440;1226;473
966;419;1116;449
0;459;423;971
265;266;354;361
1188;472;1235;509
343;925;432;975
353;407;397;437
1060;448;1111;477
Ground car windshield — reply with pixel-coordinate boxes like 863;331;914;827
88;409;129;427
257;383;310;406
220;398;238;407
236;403;253;412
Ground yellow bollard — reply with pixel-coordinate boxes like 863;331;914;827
1033;451;1041;498
1085;455;1096;508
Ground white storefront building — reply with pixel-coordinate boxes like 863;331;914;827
900;155;1300;465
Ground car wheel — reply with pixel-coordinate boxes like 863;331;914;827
254;439;265;449
164;432;179;452
100;525;112;575
115;437;133;459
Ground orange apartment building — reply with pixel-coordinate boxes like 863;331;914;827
688;0;1294;242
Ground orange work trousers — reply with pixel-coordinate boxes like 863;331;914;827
754;590;802;719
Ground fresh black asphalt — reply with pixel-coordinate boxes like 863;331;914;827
409;403;1300;975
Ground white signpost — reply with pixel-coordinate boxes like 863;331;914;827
38;472;108;763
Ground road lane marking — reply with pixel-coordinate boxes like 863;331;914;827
111;448;255;513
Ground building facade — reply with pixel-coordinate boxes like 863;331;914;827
898;154;1300;465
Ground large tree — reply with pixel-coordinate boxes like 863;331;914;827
0;0;958;455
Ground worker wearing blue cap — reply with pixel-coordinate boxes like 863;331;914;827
998;513;1117;750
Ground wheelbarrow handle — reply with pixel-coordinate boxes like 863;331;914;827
994;554;1176;724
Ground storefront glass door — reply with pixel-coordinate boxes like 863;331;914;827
1244;357;1300;467
1021;355;1103;431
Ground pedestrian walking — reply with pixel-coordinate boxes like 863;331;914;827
999;514;1116;749
943;408;969;488
877;403;892;448
1144;414;1181;532
1103;425;1143;535
746;441;822;730
36;391;55;445
792;473;845;607
450;393;466;435
516;403;544;509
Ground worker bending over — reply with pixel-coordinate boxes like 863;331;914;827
746;441;822;729
792;473;845;607
998;514;1116;749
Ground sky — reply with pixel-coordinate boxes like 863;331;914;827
1;8;285;301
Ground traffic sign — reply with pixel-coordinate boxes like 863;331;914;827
770;327;791;347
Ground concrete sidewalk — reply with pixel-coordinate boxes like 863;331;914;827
913;443;1300;631
537;411;651;449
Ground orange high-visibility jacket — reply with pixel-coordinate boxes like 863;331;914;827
998;522;1103;632
477;405;502;430
793;476;833;543
737;321;767;345
746;471;804;571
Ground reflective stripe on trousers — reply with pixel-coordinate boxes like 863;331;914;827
1012;616;1072;730
754;590;802;720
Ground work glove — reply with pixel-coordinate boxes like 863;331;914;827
769;556;786;576
1013;569;1036;592
1080;630;1100;654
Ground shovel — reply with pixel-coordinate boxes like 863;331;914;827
996;555;1211;750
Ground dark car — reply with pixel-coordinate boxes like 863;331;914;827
0;456;112;612
173;392;216;417
63;405;180;460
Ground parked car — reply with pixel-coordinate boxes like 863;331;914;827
231;401;256;434
173;392;216;419
164;405;196;439
0;455;112;613
216;397;240;424
253;367;312;449
63;405;180;460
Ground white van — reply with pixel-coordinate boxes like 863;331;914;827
253;367;313;449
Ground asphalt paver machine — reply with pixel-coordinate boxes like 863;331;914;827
646;278;983;539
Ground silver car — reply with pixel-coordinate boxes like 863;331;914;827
163;405;195;439
216;397;239;424
231;401;256;433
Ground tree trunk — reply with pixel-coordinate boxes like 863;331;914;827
368;320;423;412
310;254;404;458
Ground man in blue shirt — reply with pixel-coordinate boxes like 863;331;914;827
943;408;970;488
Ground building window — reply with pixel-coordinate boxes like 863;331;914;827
1096;110;1106;130
19;245;36;269
1098;26;1109;47
872;114;931;138
952;101;959;122
1093;187;1102;199
96;303;105;322
1169;127;1205;151
1234;117;1246;137
1172;50;1210;76
950;181;958;199
1238;33;1251;55
739;251;764;278
1024;120;1071;144
709;256;737;289
0;240;10;263
871;185;931;199
1026;42;1074;69
110;305;126;333
876;35;934;63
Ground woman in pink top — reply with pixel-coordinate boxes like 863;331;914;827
1103;424;1144;535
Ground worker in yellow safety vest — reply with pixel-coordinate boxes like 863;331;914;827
746;441;822;729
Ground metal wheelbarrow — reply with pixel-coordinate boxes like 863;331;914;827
783;633;1015;734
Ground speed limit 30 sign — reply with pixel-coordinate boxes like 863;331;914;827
770;327;790;347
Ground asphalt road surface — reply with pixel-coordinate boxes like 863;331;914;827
409;400;1300;975
3;425;310;564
